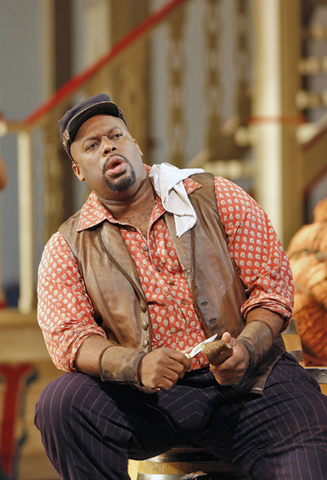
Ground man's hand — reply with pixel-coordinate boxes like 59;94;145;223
209;332;250;385
139;348;191;391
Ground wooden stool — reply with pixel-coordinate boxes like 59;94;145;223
281;319;327;394
129;447;248;479
305;367;327;395
281;317;305;365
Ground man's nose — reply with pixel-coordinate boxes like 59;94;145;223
102;137;116;155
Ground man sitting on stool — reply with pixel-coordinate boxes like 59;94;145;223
35;93;327;480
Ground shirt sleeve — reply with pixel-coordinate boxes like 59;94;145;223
37;232;107;372
214;176;294;322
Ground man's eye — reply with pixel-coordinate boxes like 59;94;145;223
86;142;98;151
112;133;122;139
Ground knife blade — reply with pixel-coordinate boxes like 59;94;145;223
185;334;218;359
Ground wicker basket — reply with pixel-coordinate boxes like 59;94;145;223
287;198;327;366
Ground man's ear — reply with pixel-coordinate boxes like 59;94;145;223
72;162;85;182
134;139;143;157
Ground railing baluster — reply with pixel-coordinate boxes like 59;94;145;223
204;0;222;155
167;4;187;168
17;131;34;313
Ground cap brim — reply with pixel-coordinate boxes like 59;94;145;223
67;101;122;142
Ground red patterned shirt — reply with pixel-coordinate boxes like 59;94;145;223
37;175;294;372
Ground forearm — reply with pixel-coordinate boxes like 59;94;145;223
237;308;284;369
74;335;112;375
245;308;284;337
75;335;146;386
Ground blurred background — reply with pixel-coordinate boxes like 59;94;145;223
0;0;326;478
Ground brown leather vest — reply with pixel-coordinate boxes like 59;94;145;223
59;173;246;349
59;173;284;393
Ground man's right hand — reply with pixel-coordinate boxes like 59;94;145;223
139;348;191;391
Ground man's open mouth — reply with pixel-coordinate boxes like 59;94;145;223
105;157;127;177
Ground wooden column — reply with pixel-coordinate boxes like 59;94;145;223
252;0;302;247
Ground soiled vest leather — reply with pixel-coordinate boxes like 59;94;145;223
59;172;285;394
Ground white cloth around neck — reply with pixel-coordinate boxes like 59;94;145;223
149;163;204;238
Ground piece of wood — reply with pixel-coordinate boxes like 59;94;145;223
201;340;233;366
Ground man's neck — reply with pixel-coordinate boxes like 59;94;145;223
103;175;155;221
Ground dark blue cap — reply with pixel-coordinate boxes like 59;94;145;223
58;93;126;161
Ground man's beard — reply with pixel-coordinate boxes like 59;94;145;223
104;164;136;192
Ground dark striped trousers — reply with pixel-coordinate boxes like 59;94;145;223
35;353;327;480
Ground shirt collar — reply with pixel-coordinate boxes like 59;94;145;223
76;168;202;233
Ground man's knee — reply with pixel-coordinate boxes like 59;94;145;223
35;372;86;433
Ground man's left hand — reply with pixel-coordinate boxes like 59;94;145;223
209;332;250;385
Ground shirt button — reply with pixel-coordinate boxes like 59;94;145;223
140;304;147;312
143;339;149;348
169;281;174;285
142;322;149;330
156;267;161;272
143;245;148;251
181;299;187;306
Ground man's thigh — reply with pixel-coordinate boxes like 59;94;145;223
198;354;327;477
34;371;218;460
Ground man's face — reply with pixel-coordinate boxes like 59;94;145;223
70;114;146;203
